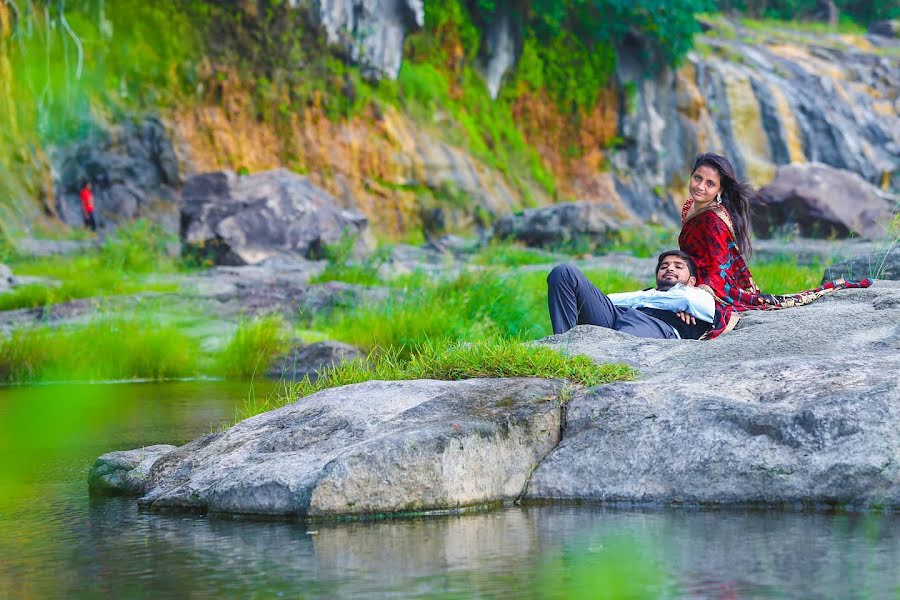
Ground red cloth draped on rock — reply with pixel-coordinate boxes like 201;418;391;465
678;198;872;339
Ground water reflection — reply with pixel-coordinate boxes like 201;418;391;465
0;382;898;599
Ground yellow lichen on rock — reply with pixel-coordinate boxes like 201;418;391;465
769;85;805;163
722;66;775;183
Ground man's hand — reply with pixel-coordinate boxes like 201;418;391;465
676;311;696;325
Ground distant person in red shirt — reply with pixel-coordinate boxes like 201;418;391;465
79;182;96;231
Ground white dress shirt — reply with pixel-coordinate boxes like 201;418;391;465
607;283;716;323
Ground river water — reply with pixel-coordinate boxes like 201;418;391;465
1;381;898;599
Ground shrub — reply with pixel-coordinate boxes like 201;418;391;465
216;315;291;378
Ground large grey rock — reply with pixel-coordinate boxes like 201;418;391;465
88;445;177;496
823;246;900;281
493;202;621;248
311;0;424;79
267;340;364;381
529;281;900;509
101;378;566;517
53;117;180;232
180;169;370;265
869;20;900;38
753;163;897;239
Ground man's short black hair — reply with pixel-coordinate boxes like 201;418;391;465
656;250;698;279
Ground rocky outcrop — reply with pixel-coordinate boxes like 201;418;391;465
752;163;897;239
530;281;900;509
310;0;424;79
90;378;566;517
86;282;900;516
869;20;900;38
180;169;370;265
53;117;180;232
611;20;899;221
823;247;899;281
493;202;623;248
267;340;364;381
88;445;177;496
0;264;12;292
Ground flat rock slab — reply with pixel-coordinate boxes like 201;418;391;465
93;378;566;518
529;281;900;508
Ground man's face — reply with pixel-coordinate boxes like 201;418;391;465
656;255;696;291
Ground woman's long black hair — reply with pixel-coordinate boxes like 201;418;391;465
691;153;755;258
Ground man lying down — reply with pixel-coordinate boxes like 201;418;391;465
547;250;715;340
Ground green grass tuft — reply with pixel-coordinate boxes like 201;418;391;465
216;315;291;378
235;337;635;420
750;257;824;295
0;317;199;383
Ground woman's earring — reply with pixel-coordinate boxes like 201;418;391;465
715;193;722;205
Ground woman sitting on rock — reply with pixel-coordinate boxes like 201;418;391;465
678;152;872;339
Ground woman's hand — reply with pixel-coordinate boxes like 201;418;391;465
676;311;696;325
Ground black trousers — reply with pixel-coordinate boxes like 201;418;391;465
547;264;677;339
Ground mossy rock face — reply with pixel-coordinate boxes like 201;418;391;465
94;378;566;518
88;445;177;496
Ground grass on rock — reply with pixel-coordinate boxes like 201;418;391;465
237;337;636;420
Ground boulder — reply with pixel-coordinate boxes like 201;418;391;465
529;281;900;509
267;340;364;381
0;264;13;292
869;20;900;38
313;0;424;80
53;117;180;232
91;378;566;517
88;445;177;496
823;246;899;281
180;169;370;266
752;163;897;239
493;202;621;248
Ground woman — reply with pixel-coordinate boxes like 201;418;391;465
678;153;872;339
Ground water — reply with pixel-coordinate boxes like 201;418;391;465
1;382;898;599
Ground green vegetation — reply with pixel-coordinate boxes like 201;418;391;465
216;315;291;379
716;0;899;24
470;242;559;267
0;220;182;311
315;268;647;353
309;233;386;286
0;316;200;383
237;337;636;420
750;256;824;294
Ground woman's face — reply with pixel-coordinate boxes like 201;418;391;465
689;164;722;205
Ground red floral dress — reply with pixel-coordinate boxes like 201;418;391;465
678;198;872;339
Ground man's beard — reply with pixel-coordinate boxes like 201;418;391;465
656;278;676;291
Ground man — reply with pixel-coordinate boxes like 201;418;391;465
80;182;96;232
547;250;715;340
